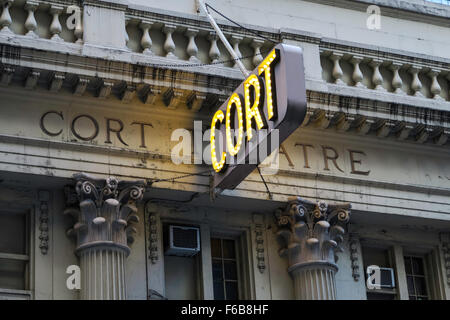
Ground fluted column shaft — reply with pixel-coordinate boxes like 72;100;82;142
80;246;127;300
291;262;337;300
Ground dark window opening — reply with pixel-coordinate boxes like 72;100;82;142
211;238;239;300
404;256;429;300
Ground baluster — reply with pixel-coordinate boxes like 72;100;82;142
208;32;220;64
230;35;243;69
139;21;153;55
447;74;450;101
329;53;344;85
124;18;129;48
251;39;264;68
390;62;404;94
185;28;199;63
350;55;364;88
410;66;424;97
49;5;63;41
370;59;385;91
429;69;443;100
163;25;176;58
24;1;38;38
73;6;83;44
0;0;13;35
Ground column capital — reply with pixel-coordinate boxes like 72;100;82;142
64;172;146;256
275;196;350;270
274;196;351;300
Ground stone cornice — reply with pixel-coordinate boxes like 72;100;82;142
19;0;80;8
83;0;129;11
1;39;449;146
125;0;450;26
303;0;450;27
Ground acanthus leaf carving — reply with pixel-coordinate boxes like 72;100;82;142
274;197;350;269
64;173;145;255
274;196;351;300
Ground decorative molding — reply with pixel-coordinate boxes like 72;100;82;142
38;190;50;255
442;242;450;285
146;203;159;264
349;233;360;282
253;214;266;273
440;233;450;285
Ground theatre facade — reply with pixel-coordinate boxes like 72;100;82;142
0;0;450;300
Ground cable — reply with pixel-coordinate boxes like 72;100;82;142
147;168;213;185
205;3;279;45
146;163;240;185
147;163;274;200
257;166;273;200
146;192;201;204
134;49;272;69
0;46;271;73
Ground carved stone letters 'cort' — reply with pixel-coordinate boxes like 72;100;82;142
64;173;145;300
275;197;350;300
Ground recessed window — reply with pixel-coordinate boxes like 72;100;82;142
211;238;239;300
362;246;397;300
404;256;429;300
0;211;29;292
163;224;201;300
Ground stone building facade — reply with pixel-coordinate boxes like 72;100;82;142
0;0;449;300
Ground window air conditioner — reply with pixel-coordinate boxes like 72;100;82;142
366;266;396;289
165;225;200;257
378;267;396;288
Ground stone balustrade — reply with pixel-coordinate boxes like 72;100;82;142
2;0;449;107
124;13;272;71
0;0;82;43
320;45;450;102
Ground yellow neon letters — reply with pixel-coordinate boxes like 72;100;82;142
244;74;265;141
258;49;278;120
226;93;244;156
211;49;279;173
210;110;226;172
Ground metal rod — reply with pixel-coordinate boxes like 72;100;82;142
196;0;250;78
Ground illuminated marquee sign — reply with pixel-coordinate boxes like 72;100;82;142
210;44;307;189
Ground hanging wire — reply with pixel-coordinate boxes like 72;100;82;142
147;168;213;185
257;166;273;200
147;163;274;200
135;49;271;69
205;3;279;45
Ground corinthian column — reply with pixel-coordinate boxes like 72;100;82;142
275;197;350;300
64;173;145;300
